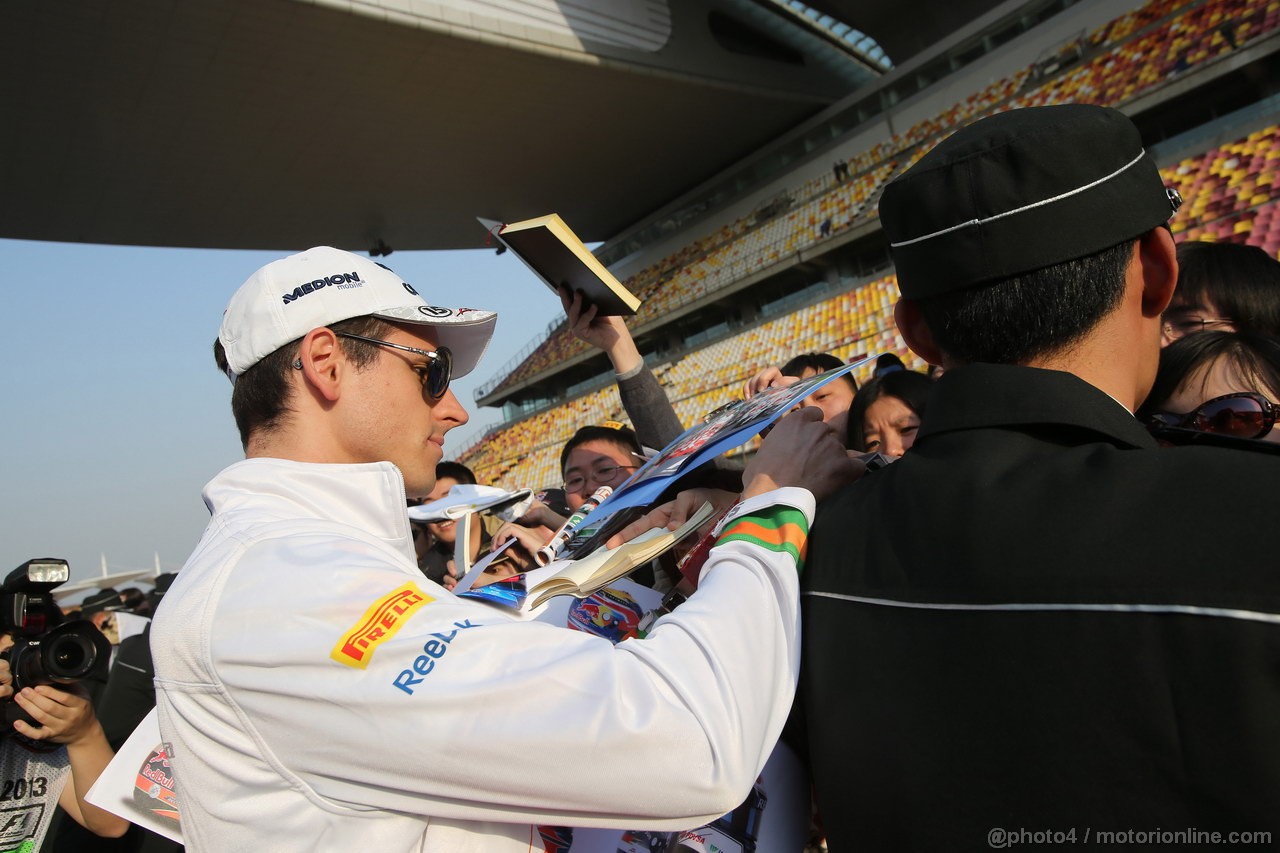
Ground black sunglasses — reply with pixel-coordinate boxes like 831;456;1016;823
335;332;452;400
1146;392;1280;440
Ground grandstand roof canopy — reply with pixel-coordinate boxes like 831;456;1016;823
804;0;1008;63
1;0;891;252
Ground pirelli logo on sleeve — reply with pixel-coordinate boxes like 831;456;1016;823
331;582;433;669
716;506;810;571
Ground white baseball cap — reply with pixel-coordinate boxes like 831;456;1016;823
219;246;497;382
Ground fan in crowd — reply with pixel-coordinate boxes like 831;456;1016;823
741;351;859;437
1139;330;1280;444
491;423;645;554
559;423;647;511
844;369;933;456
1162;240;1280;343
411;460;493;589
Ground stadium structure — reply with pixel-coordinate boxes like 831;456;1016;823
0;0;894;249
4;0;1279;495
459;0;1280;491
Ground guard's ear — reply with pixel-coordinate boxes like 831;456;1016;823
1138;227;1178;319
895;298;944;366
295;327;344;402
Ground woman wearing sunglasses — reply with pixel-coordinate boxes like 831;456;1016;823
1138;331;1280;444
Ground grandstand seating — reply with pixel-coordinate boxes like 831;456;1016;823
1089;0;1198;46
1012;0;1272;109
483;0;1280;400
460;0;1280;492
1167;125;1280;250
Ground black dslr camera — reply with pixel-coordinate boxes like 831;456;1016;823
0;559;112;729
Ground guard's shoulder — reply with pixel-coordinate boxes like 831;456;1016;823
815;463;892;513
1144;443;1280;482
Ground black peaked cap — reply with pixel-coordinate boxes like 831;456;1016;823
880;104;1177;299
81;587;123;615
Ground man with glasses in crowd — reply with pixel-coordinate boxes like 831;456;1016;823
1160;240;1280;345
802;104;1280;848
559;422;646;509
152;246;859;851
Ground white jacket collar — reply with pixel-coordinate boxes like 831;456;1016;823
203;458;415;551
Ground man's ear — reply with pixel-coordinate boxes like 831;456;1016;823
1138;227;1178;318
296;327;344;402
894;298;944;366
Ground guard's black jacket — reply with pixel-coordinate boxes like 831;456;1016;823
802;364;1280;851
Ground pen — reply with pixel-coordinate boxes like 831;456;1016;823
536;485;613;565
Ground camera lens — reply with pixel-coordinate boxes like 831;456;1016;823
51;641;87;673
42;634;96;680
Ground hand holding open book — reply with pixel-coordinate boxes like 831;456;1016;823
525;502;715;610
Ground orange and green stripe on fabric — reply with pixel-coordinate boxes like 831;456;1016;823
716;506;809;569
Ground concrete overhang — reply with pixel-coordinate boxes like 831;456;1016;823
0;0;882;251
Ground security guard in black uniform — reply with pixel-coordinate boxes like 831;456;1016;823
802;105;1280;850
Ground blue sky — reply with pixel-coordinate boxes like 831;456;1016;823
0;238;563;585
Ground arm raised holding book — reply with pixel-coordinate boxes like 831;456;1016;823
562;285;643;375
561;285;687;450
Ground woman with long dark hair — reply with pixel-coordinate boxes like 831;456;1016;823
846;369;934;455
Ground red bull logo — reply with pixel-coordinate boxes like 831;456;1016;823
568;587;644;643
134;743;181;823
140;763;174;791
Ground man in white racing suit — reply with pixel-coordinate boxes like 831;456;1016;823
152;247;859;851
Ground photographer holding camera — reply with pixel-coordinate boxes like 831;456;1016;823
0;560;129;848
